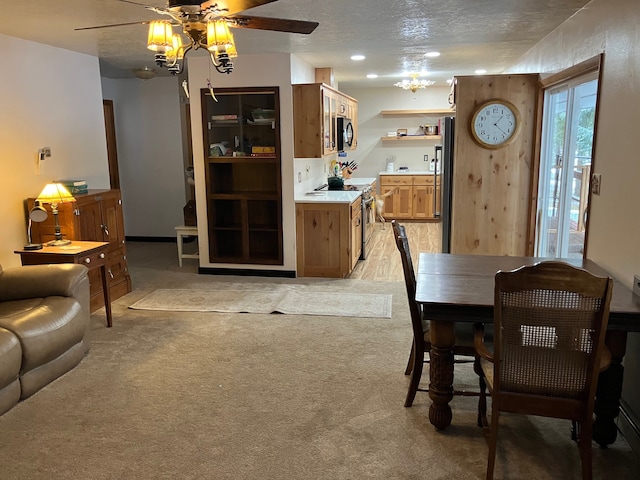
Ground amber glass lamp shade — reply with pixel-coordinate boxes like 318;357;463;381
147;20;174;53
206;20;234;51
166;34;185;63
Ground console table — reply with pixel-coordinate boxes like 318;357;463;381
15;241;113;327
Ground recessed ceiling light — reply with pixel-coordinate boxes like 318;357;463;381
424;51;440;58
366;73;378;79
475;69;487;74
446;78;453;84
351;54;365;61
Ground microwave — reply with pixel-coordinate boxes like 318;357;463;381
336;117;354;151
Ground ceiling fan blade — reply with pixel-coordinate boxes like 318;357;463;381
228;15;319;34
202;1;278;16
75;21;152;31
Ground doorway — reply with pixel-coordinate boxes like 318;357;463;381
103;99;120;190
535;73;598;258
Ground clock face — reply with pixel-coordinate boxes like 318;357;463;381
471;100;520;148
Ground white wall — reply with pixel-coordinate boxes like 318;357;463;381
101;76;186;237
188;53;312;272
509;0;640;287
0;33;109;268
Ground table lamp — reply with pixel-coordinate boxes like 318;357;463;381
36;182;76;246
23;200;48;250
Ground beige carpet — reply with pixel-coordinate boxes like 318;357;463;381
0;241;638;480
129;287;393;318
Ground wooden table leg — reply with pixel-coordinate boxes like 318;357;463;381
428;319;456;430
593;330;627;447
100;264;113;328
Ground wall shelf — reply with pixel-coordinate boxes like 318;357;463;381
381;135;441;142
380;109;455;116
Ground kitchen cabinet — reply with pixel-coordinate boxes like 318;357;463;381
379;174;440;220
293;83;358;158
412;175;439;219
28;189;131;312
202;86;283;265
295;197;361;278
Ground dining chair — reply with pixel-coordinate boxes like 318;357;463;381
391;220;486;410
474;261;613;480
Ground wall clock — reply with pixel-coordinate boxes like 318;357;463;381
470;99;521;149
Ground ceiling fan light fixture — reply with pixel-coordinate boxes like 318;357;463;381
147;20;174;53
133;67;157;80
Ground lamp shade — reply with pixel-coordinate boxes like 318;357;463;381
166;34;185;63
36;182;75;206
28;200;48;222
220;31;238;58
207;20;233;51
147;20;174;53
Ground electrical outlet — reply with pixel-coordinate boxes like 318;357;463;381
591;173;601;195
633;275;640;296
297;172;302;183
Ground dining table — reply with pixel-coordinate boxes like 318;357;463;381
414;253;640;447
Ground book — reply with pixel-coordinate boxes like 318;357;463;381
59;179;86;187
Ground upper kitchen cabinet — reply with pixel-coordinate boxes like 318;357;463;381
293;83;358;158
201;87;283;265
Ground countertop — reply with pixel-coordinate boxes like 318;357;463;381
295;190;361;204
379;170;437;176
295;177;376;204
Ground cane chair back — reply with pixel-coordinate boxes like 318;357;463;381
476;261;613;480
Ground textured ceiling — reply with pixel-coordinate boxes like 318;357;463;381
0;0;591;88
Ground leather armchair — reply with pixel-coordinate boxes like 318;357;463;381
0;263;90;415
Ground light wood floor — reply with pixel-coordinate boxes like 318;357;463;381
349;220;442;282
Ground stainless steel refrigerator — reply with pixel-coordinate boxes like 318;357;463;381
434;116;455;253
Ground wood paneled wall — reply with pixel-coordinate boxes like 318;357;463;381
451;74;539;256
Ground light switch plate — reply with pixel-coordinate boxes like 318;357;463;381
633;275;640;296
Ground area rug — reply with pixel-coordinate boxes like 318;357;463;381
129;288;393;318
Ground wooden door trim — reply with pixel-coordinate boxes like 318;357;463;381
103;100;120;190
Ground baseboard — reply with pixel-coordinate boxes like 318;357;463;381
618;401;640;459
126;236;176;243
198;267;296;278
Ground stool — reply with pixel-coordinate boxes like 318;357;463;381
175;225;199;267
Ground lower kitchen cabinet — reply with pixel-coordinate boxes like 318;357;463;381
27;189;132;311
296;197;361;278
380;174;440;220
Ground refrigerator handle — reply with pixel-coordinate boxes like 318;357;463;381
434;145;442;217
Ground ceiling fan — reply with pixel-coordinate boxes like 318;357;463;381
76;0;319;75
